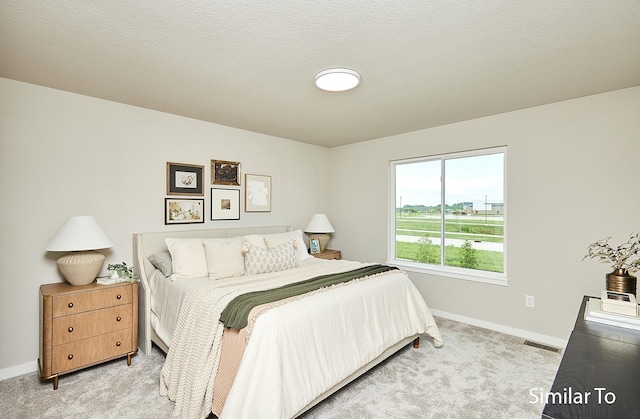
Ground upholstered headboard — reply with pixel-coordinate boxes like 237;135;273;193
133;226;292;355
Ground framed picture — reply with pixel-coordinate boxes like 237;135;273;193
310;238;321;254
245;174;271;212
165;198;205;225
211;160;241;185
166;162;204;196
211;188;240;221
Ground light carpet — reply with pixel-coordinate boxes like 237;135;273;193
0;318;561;418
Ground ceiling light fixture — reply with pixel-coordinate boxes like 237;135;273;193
314;68;361;92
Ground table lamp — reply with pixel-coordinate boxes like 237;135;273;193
304;214;335;252
45;216;114;286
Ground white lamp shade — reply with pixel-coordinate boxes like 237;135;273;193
46;216;113;251
305;214;335;233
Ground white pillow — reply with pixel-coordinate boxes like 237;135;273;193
242;234;267;249
244;241;296;275
203;237;245;280
165;238;208;280
264;229;310;265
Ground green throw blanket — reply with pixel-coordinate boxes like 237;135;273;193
220;264;398;330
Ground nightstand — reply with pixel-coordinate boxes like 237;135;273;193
39;281;138;389
313;249;341;260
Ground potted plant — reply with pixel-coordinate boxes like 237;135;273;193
107;261;137;281
583;232;640;296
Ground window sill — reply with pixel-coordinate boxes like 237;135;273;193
389;260;509;286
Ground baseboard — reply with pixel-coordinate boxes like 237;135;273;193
0;360;38;381
430;308;568;349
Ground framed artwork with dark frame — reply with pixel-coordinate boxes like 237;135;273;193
211;160;241;186
245;174;271;212
164;198;205;225
166;162;204;196
211;188;240;221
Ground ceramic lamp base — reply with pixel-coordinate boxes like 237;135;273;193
57;251;105;286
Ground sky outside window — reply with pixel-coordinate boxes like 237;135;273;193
396;153;503;207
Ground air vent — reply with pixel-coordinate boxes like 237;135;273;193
523;340;562;354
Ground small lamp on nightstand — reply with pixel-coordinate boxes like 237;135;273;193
304;214;335;252
45;216;113;286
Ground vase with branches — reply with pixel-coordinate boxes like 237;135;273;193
583;232;640;295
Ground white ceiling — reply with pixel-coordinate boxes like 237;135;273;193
2;1;639;148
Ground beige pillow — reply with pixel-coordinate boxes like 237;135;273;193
242;234;267;249
264;229;310;265
203;237;245;280
244;241;296;275
165;238;208;280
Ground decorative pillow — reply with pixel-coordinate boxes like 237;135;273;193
242;234;267;249
264;229;310;265
165;238;208;280
148;251;173;277
203;237;245;280
244;241;296;275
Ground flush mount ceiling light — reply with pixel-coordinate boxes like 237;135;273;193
314;68;361;92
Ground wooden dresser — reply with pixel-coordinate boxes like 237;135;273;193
39;281;138;389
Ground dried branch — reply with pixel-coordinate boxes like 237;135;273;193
583;232;640;273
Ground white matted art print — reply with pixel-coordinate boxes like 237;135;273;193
245;174;271;212
211;188;240;220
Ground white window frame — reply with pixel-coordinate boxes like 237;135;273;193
388;146;508;286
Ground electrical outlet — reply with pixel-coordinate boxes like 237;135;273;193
525;295;535;308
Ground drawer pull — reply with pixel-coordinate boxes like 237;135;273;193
116;341;121;347
68;327;73;333
116;295;122;300
68;302;74;308
68;354;73;360
116;316;121;322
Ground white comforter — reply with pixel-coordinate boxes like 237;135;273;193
160;259;443;419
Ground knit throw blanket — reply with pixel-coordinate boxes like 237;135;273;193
160;260;366;419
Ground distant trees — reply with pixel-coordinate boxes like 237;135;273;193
398;202;468;215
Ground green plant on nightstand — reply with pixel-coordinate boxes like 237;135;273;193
107;262;138;281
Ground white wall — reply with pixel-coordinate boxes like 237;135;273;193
0;78;330;375
328;86;640;342
2;77;639;377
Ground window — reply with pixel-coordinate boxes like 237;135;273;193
389;147;507;285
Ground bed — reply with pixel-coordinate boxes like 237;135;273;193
133;226;443;419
